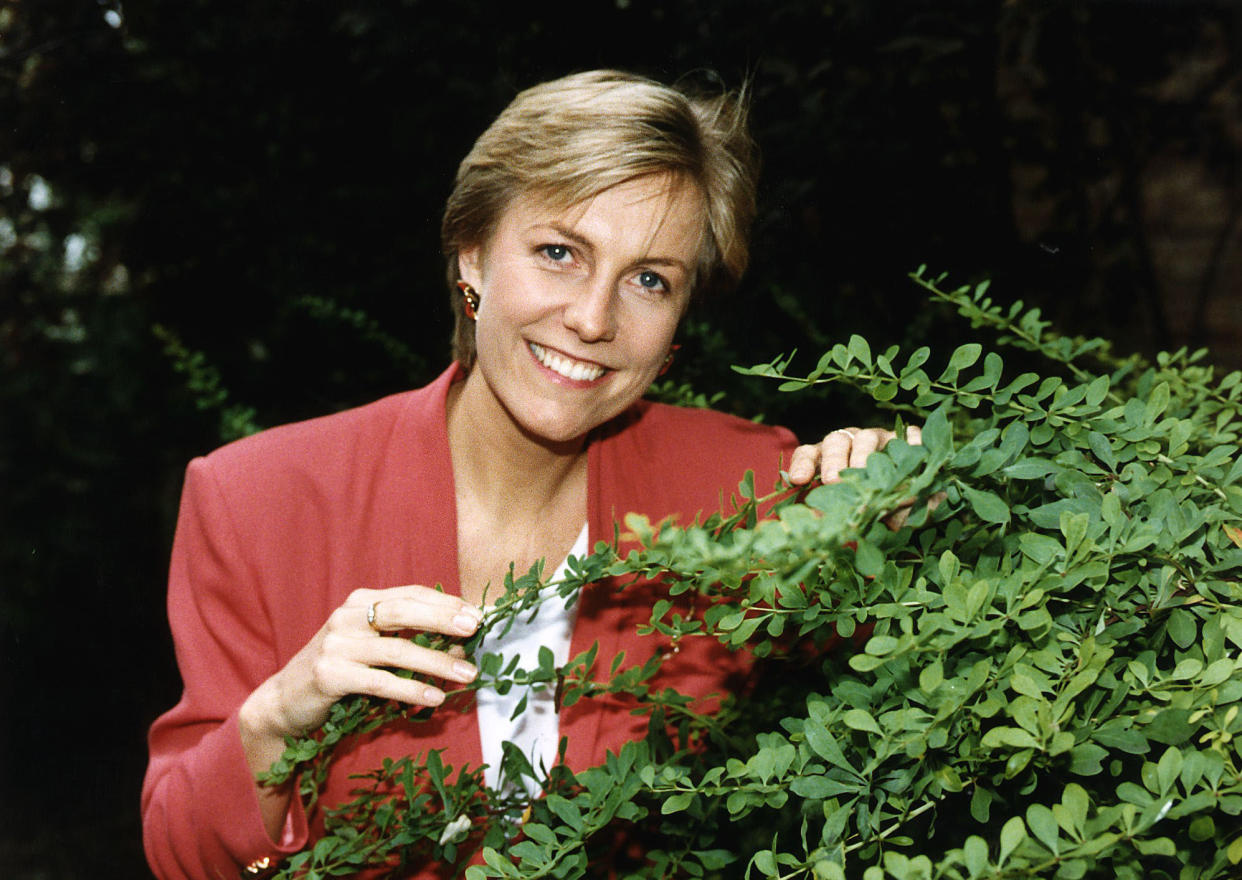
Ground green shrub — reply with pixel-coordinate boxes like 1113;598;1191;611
261;272;1242;879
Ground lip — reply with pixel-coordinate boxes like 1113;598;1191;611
527;341;612;387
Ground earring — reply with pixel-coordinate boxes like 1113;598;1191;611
456;280;480;321
658;344;681;377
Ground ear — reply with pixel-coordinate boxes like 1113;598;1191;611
457;244;483;289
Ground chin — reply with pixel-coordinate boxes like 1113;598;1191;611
522;421;592;449
516;401;617;447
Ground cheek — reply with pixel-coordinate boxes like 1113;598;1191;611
641;313;682;356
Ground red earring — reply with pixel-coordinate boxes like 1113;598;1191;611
456;280;480;321
659;344;681;377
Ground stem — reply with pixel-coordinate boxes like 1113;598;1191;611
841;799;937;854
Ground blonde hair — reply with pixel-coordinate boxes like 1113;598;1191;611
441;69;758;368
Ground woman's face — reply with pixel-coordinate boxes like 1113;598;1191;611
458;173;702;445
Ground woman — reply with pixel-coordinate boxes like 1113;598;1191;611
142;69;894;879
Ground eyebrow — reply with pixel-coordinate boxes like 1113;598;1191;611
532;223;691;271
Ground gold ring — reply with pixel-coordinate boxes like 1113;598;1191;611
366;601;381;633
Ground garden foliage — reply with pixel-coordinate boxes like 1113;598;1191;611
260;273;1242;879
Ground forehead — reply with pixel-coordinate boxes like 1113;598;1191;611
498;174;705;261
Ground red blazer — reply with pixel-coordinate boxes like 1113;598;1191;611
142;364;797;880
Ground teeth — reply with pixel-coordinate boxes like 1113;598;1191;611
529;343;605;381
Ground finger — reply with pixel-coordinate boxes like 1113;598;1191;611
364;670;448;707
308;651;450;708
349;588;482;637
350;583;473;611
788;444;821;486
882;490;947;531
353;636;478;685
847;429;886;470
351;662;451;707
883;505;912;531
368;598;482;638
819;430;856;484
906;424;923;445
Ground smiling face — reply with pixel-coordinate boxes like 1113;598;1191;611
455;173;703;446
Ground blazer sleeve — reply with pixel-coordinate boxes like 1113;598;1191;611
142;457;310;880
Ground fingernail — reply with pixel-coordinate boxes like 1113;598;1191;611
452;611;480;634
424;685;446;705
452;661;477;682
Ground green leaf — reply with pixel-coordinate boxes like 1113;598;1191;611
1167;609;1198;650
949;343;983;371
1085;374;1110;407
791;774;848;799
1200;658;1235;687
865;635;900;656
854;539;884;577
849;653;887;672
998;816;1027;866
1189;815;1216;842
804;724;854;772
938;549;960;586
963;836;989;877
843;708;883;735
1092;725;1149;755
1155;747;1183;794
963;485;1010;525
1144;709;1193;746
1060;511;1089;560
919;660;944;693
661;793;694;814
982;726;1041;750
545;794;583;831
1057;860;1088;880
922;406;953;457
820;800;853;845
696;850;736;871
813;860;846;880
1026;803;1059;855
847;334;872;368
1133;837;1175;856
1101;492;1122;525
1087;432;1116;471
482;847;516;876
971;786;993;823
1068;743;1108;775
1144;382;1171;422
1003;458;1060;479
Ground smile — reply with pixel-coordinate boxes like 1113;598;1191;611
528;342;607;382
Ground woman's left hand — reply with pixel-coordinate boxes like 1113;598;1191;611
787;425;923;486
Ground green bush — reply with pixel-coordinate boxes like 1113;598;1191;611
261;273;1242;879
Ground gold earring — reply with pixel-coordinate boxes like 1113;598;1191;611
659;344;681;376
456;280;480;321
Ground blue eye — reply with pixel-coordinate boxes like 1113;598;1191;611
638;271;667;291
541;244;571;262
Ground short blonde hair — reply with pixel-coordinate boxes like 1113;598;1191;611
441;69;758;368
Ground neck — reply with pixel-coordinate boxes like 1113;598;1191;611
445;370;588;517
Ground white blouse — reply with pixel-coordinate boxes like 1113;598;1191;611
474;523;588;799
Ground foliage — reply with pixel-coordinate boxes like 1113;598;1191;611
152;324;261;441
259;274;1242;879
4;2;1241;876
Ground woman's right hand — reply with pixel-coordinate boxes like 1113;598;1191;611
237;585;482;833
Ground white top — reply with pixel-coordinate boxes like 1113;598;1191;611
475;523;588;799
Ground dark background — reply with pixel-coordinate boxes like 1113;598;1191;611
3;1;1240;877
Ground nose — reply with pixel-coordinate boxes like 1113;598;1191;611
562;277;617;342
